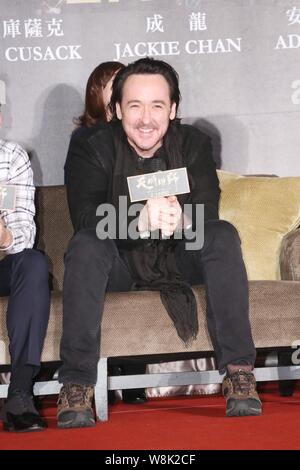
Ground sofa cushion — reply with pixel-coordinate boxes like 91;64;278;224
1;282;300;364
280;229;300;281
218;170;300;280
35;186;73;291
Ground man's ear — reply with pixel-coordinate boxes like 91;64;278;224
116;102;122;120
169;102;176;121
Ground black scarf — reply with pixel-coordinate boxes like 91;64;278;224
110;121;198;345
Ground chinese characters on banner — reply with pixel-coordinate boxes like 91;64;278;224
3;18;64;38
2;17;82;61
114;10;242;60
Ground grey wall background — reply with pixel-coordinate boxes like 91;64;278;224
0;0;300;185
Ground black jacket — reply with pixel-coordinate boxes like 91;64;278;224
64;121;220;234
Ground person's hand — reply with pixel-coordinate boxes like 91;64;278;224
138;196;182;237
0;218;13;248
138;197;164;233
159;195;182;237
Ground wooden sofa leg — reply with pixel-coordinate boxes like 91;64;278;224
94;357;108;422
278;350;296;397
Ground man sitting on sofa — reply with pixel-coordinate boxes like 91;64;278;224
0;81;50;432
58;58;261;429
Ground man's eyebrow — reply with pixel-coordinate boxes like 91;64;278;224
126;99;167;105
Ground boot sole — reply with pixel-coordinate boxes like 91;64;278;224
226;400;262;417
57;410;96;429
3;422;46;433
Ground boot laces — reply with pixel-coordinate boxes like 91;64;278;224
231;370;254;396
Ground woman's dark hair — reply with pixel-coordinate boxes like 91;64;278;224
76;61;125;127
109;57;181;119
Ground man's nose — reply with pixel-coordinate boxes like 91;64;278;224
140;106;151;124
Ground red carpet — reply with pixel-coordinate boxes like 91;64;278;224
1;382;300;450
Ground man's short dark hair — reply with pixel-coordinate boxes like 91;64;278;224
110;57;181;118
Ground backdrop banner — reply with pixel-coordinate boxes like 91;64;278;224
0;0;300;184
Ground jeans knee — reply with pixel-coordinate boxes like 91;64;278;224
204;220;241;250
67;229;117;265
16;249;49;282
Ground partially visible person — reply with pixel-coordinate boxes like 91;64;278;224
0;81;50;432
75;61;124;128
74;61;147;405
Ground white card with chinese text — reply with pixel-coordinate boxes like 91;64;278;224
0;185;16;211
127;167;190;202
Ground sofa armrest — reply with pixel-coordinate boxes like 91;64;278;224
280;228;300;280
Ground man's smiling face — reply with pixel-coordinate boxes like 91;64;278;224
116;73;176;158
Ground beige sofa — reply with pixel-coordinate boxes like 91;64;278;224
1;185;300;421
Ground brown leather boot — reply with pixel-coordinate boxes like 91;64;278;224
57;383;95;429
222;369;262;417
